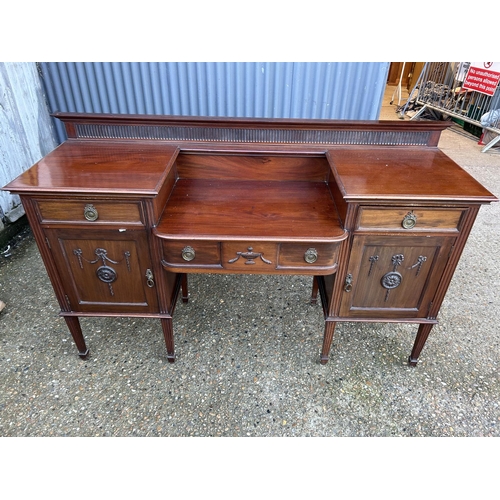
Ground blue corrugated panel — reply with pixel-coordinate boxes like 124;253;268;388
38;62;390;143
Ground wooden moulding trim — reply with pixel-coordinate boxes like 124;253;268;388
330;317;439;324
152;232;349;244
59;311;172;319
53;112;450;147
343;195;498;204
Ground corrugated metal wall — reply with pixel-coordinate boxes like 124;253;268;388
38;62;390;143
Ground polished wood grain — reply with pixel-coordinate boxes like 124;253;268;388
327;147;497;202
4;141;179;195
175;153;330;181
154;179;347;242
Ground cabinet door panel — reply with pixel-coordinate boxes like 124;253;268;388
46;229;158;313
340;235;453;318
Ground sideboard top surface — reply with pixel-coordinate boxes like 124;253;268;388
3;141;179;196
2;114;497;206
328;147;497;203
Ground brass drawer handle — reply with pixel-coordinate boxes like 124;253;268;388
402;211;417;229
181;246;196;261
304;248;318;264
84;204;99;221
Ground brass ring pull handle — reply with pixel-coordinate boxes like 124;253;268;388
145;269;155;287
402;211;417;229
304;248;318;264
181;246;196;261
84;204;99;221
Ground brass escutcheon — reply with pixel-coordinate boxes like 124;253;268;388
344;273;353;292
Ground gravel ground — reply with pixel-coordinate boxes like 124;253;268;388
1;123;499;495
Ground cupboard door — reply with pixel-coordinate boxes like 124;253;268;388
46;229;158;313
340;235;453;318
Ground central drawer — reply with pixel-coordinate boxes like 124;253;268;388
160;239;340;274
222;242;278;271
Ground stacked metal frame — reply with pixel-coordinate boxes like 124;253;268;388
406;62;500;152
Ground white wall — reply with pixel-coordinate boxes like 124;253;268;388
0;62;57;218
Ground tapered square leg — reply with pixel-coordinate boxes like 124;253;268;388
408;323;434;366
64;316;89;359
320;320;336;364
161;317;176;362
181;273;189;303
311;276;319;304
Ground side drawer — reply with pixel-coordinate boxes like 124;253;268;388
161;240;221;269
278;242;340;271
35;199;144;225
357;207;466;232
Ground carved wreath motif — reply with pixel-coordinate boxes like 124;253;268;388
96;265;117;284
381;271;402;289
369;252;428;302
73;247;131;296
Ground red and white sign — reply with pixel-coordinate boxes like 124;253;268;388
462;62;500;96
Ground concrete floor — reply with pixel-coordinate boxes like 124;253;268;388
1;89;499;444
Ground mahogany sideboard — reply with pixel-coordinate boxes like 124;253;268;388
3;113;497;366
